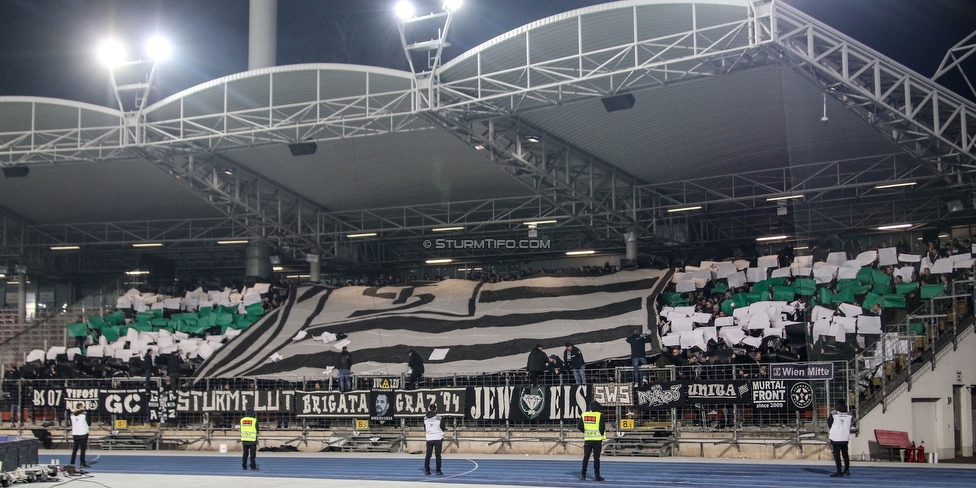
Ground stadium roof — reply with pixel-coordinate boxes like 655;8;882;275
1;0;974;278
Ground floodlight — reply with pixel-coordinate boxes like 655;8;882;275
426;258;452;264
756;235;788;242
877;223;913;230
96;39;126;67
145;36;171;62
443;0;462;12
874;181;916;189
667;206;701;213
566;250;595;256
395;1;414;19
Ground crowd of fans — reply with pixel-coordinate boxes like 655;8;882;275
650;237;973;384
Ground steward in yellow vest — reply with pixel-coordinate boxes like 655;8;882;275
240;408;259;470
577;400;606;481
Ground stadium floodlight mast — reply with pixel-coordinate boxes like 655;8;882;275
395;0;460;77
97;35;172;114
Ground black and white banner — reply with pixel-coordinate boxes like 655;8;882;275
194;270;669;380
394;388;465;418
467;385;589;422
296;391;372;418
32;389;64;408
591;383;632;407
98;388;147;416
635;381;685;410
685;380;751;404
297;388;467;419
65;387;100;411
149;390;178;421
175;390;295;413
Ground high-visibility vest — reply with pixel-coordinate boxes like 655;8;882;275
582;411;605;441
240;416;258;442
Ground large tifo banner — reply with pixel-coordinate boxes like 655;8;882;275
194;269;670;379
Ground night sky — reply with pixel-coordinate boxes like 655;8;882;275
0;0;974;107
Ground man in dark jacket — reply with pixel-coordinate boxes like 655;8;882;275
546;354;565;380
564;343;586;385
626;331;649;384
336;346;353;392
526;344;548;386
407;349;425;390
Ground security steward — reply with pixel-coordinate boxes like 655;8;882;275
240;408;259;470
577;400;606;481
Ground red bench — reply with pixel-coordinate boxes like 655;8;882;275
875;429;916;461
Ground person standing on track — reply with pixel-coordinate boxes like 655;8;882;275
423;403;445;476
827;399;853;477
69;403;91;468
578;400;606;481
240;407;259;470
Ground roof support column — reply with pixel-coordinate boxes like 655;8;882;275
249;0;277;70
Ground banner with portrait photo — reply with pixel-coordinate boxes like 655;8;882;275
635;381;686;410
370;390;396;422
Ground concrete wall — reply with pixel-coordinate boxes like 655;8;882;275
851;327;976;460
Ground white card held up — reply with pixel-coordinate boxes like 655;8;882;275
898;254;921;263
827;252;847;266
714;262;738;279
714;316;735;327
837;266;859;280
662;335;681;347
930;258;953;274
333;339;351;350
878;247;899;266
895;266;915;283
692;312;713;324
727;271;747;289
746;268;766;283
856;250;878;267
676;280;697;293
771;267;792;279
838;303;862;318
812;305;835;321
792;255;813;269
857;315;883;335
429;348;449;361
757;255;779;270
